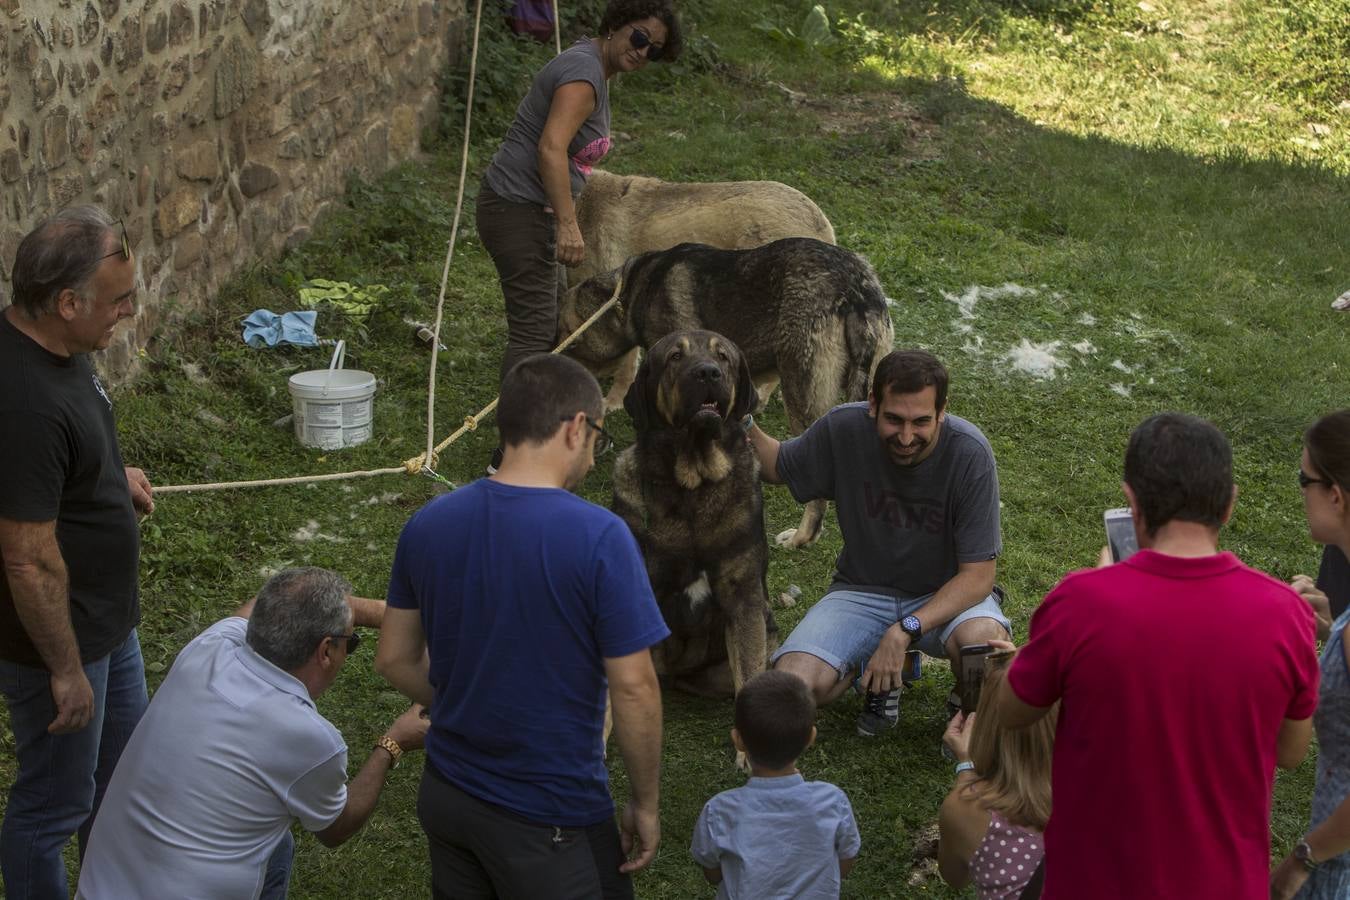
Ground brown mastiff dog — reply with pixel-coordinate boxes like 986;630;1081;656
611;330;778;699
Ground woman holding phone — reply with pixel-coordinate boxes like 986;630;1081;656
939;643;1056;900
1272;409;1350;899
476;0;682;473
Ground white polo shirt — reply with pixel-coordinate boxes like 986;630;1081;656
77;618;348;900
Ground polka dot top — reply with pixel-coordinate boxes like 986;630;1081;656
967;810;1044;900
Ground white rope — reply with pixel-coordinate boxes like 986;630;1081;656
552;0;562;54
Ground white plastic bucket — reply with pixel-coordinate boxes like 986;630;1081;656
287;341;376;450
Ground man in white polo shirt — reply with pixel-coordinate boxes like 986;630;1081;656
75;567;427;899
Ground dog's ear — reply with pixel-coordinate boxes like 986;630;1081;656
728;349;758;421
624;353;654;434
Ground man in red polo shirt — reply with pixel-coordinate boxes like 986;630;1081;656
993;412;1319;899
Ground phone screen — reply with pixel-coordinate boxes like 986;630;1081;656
958;643;993;714
1104;507;1139;563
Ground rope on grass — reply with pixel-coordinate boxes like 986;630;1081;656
552;0;562;54
155;276;625;494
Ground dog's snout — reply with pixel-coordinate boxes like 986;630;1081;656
693;361;722;382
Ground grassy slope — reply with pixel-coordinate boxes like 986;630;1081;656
3;0;1348;895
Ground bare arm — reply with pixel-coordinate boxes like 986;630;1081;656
701;866;722;885
0;517;92;734
233;594;387;631
374;607;433;708
861;559;997;693
839;857;857;878
537;81;597;267
606;648;662;873
747;423;783;484
1276;716;1314;770
313;705;429;847
991;663;1054;730
937;776;987;889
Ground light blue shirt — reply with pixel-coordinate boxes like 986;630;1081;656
77;618;348;900
691;774;860;900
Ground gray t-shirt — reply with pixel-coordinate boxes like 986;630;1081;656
777;403;1001;599
484;39;611;206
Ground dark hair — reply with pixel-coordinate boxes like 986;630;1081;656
1307;409;1350;491
1123;413;1233;536
246;567;352;671
734;670;815;769
10;206;119;317
599;0;683;62
497;354;604;447
870;349;949;411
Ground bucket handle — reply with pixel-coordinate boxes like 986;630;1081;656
323;340;346;393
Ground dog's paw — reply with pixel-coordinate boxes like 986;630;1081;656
775;527;818;548
734;749;752;774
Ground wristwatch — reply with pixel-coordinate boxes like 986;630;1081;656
1294;839;1320;871
900;615;923;641
375;735;404;769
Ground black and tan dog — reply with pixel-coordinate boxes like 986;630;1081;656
563;236;895;547
611;330;777;698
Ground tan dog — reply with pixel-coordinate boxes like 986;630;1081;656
573;171;836;409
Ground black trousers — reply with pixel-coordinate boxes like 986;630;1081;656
475;181;568;387
418;764;633;900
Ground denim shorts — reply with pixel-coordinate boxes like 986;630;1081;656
770;588;1011;678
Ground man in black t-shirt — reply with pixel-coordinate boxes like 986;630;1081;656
0;206;154;899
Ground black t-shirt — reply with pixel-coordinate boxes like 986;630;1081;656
0;313;140;667
1321;544;1350;621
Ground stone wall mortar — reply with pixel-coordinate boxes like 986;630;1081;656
0;0;465;377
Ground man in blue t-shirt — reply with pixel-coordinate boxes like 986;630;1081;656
376;353;668;900
748;349;1011;738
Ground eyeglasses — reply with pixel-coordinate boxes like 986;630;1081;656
563;414;615;455
98;219;130;262
328;631;362;654
628;25;665;61
1299;470;1331;490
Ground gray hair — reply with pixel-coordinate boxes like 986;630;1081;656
246;567;353;672
10;205;118;318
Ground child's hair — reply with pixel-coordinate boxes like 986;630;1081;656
966;660;1057;829
734;670;816;769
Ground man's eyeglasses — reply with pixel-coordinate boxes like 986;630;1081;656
329;631;362;654
98;219;130;262
628;25;665;61
563;415;616;455
1299;470;1331;490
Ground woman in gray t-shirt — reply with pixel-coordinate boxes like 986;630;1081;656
476;0;683;473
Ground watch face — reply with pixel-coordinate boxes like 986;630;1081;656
902;615;921;635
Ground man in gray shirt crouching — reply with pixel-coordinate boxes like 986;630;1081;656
748;349;1011;738
76;568;427;899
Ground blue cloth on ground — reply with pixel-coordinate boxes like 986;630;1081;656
241;310;319;348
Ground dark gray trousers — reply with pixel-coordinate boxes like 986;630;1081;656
475;181;568;386
418;764;633;900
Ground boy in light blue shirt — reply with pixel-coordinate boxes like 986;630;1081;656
691;671;861;899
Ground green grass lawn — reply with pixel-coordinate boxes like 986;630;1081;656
3;0;1349;895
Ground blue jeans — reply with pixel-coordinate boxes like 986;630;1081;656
0;629;148;900
261;830;294;899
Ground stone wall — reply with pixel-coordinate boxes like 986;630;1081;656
1;0;463;374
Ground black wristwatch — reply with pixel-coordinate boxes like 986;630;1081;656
900;614;922;641
1294;840;1320;871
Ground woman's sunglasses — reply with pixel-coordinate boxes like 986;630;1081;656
629;26;665;61
1299;469;1331;490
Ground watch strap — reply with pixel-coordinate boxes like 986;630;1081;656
954;760;976;776
375;735;403;769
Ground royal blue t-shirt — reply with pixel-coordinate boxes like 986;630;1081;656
387;479;668;826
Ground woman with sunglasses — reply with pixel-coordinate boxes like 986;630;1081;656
477;0;682;473
939;642;1056;900
1272;409;1350;899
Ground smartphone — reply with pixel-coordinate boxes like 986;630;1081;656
958;643;994;714
1104;507;1139;563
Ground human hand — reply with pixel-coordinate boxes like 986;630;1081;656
1292;574;1333;641
942;710;975;763
988;639;1016;652
1097;545;1113;568
125;467;154;517
556;220;585;267
48;668;95;734
860;626;910;694
619;801;660;873
385;704;430;752
1270;854;1311;900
